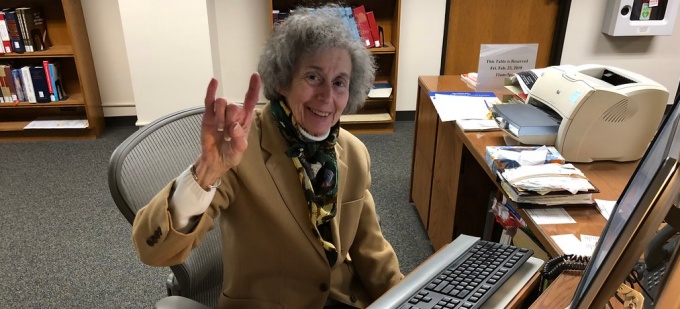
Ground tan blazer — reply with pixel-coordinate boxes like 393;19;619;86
132;103;404;309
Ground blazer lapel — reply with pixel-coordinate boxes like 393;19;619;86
260;104;326;260
330;141;348;256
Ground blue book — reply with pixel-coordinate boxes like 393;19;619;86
28;66;51;103
10;68;25;102
2;9;25;53
48;63;59;101
343;7;361;43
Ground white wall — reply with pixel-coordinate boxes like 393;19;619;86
81;0;135;117
85;1;678;121
83;1;445;120
117;0;215;125
212;0;270;103
561;1;680;104
396;0;447;112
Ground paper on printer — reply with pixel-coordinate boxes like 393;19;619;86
493;64;668;162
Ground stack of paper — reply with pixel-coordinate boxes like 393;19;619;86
24;118;89;129
510;68;546;94
460;72;478;89
429;91;501;131
498;163;599;206
551;234;600;256
367;82;392;99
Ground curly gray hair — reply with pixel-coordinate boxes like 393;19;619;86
258;4;376;115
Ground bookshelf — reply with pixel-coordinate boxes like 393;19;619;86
0;0;103;142
269;0;401;134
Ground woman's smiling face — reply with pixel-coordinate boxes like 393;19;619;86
279;48;352;137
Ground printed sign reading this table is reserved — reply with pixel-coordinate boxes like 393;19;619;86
476;44;538;91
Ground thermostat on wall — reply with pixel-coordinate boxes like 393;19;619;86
602;0;679;36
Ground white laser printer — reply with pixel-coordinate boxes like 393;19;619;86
493;64;669;162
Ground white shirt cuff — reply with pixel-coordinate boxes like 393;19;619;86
168;166;217;232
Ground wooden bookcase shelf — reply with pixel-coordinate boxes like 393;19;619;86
0;0;103;142
269;0;401;134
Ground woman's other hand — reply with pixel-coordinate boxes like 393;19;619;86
194;73;261;190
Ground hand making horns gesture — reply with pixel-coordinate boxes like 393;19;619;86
193;73;261;190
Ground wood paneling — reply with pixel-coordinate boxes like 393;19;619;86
444;0;560;75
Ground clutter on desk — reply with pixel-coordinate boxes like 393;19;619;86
495;64;668;163
490;194;526;234
550;234;599;257
595;199;616;220
485;145;565;174
524;208;576;225
460;72;477;89
492;103;561;146
428;91;502;131
498;163;599;206
508;68;547;94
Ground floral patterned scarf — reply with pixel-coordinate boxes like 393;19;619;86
270;100;339;265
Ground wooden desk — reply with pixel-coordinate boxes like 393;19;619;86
410;76;638;255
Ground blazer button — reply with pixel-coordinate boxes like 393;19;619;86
319;283;329;292
350;295;358;303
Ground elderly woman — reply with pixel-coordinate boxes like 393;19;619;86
131;5;404;309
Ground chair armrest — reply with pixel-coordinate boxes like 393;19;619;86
154;296;212;309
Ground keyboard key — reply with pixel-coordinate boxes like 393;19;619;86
457;289;470;298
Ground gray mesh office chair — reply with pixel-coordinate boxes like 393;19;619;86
108;106;219;309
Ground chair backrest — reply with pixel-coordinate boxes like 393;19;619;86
108;106;222;308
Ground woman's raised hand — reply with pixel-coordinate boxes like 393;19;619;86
193;73;261;190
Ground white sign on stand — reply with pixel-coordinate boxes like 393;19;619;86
476;44;539;91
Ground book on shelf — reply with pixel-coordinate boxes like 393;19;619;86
50;62;67;101
30;9;51;51
352;5;373;48
10;68;25;102
3;65;16;101
16;7;34;53
20;66;35;102
0;12;11;53
0;6;50;53
29;65;51;103
343;7;361;43
0;62;64;104
42;60;55;101
2;9;25;53
365;11;380;48
0;65;9;102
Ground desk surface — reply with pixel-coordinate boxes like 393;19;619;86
415;75;639;257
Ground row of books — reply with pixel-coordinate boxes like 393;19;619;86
272;5;384;48
0;7;52;54
0;61;66;104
